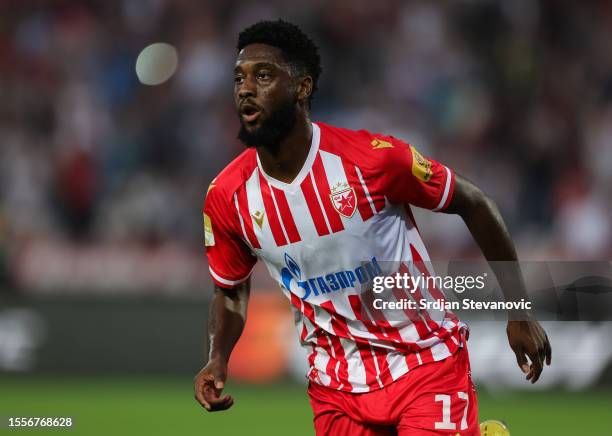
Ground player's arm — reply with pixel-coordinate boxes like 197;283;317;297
444;173;552;383
194;279;250;411
195;182;256;411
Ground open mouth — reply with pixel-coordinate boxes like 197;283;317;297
240;103;262;123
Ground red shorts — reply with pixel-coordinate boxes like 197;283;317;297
308;346;479;435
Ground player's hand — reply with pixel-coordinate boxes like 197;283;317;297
194;358;234;412
506;320;552;384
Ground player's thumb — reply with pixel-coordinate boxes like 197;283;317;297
513;349;530;374
214;377;225;390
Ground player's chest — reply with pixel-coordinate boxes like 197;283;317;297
241;178;384;255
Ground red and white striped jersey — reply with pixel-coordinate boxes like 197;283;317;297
203;122;466;393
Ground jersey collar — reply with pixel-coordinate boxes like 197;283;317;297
256;122;321;191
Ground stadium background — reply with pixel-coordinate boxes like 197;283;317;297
0;0;611;434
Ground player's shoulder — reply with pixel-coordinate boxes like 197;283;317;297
316;121;410;170
204;148;257;208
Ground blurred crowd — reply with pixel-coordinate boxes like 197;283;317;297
0;0;610;292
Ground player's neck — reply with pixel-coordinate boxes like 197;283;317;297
256;117;313;184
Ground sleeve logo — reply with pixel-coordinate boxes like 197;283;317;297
203;212;215;246
410;146;432;182
371;138;394;149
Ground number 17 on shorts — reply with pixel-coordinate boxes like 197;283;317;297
434;392;471;432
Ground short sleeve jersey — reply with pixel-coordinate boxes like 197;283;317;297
203;122;465;393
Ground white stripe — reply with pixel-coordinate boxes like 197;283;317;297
433;166;452;211
324;335;343;387
311;305;336;337
209;265;251;286
245;170;275;244
301;315;318;343
313;345;332;387
430;341;452;361
290;189;321;241
308;171;332;233
355;165;377;214
233;193;251;248
340;337;366;391
368;345;385;389
387;351;409;380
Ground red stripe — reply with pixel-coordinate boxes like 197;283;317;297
258;174;287;246
389;264;433;340
319;301;352;338
344;294;393;385
308;344;318;380
290;292;317;332
405;351;420;370
356;343;378;389
372;347;393;385
235;189;261;249
348;295;394;341
327;335;352;391
319;305;379;389
289;293;321;385
409;245;459;323
347;292;429;374
445;333;460;356
372;194;386;212
342;163;373;221
317;334;341;389
419;347;435;365
397;263;440;332
347;295;408;349
300;174;330;236
271;187;301;243
311;154;344;233
288;293;310;342
318;301;356;390
294;296;353;391
409;246;443;300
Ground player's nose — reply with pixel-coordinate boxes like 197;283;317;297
237;76;256;100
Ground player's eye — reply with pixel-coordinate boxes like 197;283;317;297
234;75;244;85
257;71;272;81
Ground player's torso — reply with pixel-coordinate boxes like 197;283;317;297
235;123;429;306
213;122;465;393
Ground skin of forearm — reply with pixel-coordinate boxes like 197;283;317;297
208;280;250;363
447;176;529;303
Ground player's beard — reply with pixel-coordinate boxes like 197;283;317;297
237;96;297;150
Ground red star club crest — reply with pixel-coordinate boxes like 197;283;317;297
330;182;356;218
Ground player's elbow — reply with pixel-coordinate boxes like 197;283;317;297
446;174;493;217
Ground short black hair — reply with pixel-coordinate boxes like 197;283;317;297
237;19;322;106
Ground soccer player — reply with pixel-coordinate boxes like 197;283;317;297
194;19;552;435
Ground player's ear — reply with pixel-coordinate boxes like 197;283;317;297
297;76;313;102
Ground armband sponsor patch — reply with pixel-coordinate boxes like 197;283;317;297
203;212;215;246
410;146;432;182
